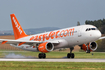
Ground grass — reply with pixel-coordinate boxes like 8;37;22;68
0;51;105;59
0;62;104;70
0;51;105;70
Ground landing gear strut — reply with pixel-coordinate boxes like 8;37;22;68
86;44;90;53
67;47;75;58
86;50;90;53
38;53;46;59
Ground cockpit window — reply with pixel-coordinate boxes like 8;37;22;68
86;28;97;31
91;28;96;30
86;28;89;31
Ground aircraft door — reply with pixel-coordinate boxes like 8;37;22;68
78;27;83;37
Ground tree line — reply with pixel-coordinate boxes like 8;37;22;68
85;19;105;34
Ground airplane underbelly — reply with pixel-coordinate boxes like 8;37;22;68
10;44;38;52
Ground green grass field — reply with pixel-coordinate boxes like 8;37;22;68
0;62;104;70
1;51;105;59
0;51;104;70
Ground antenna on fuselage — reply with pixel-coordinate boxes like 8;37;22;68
77;21;80;26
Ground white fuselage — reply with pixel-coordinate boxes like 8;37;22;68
11;25;101;52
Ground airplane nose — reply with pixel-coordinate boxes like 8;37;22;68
91;30;102;39
97;30;102;38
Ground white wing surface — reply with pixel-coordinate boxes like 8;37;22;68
0;39;60;46
99;36;105;40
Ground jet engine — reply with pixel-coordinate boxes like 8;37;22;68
81;42;97;53
38;42;54;53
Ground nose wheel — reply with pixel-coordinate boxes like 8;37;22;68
38;53;46;59
86;50;90;53
67;48;75;58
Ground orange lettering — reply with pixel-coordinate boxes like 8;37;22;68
34;35;38;41
60;30;64;37
43;34;46;41
72;28;74;35
68;29;72;36
55;30;60;38
38;35;43;41
64;29;69;37
46;33;49;40
50;31;55;39
30;28;74;41
30;36;34;40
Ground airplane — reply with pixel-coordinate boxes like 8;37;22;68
0;14;103;59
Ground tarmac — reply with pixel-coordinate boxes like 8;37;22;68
0;59;105;62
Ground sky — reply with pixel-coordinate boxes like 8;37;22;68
0;0;105;30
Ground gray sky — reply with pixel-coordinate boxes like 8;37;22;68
0;0;105;30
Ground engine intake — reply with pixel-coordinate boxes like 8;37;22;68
38;42;54;53
89;42;97;51
81;42;97;52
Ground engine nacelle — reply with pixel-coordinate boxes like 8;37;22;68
38;42;54;53
81;42;97;52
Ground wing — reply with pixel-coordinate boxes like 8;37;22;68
0;39;42;46
0;39;60;46
99;36;105;40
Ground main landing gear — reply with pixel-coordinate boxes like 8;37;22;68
67;48;75;58
38;48;75;59
38;53;46;59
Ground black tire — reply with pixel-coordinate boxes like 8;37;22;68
38;53;42;59
43;53;46;59
71;53;74;58
86;50;90;53
38;53;46;59
67;53;71;58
